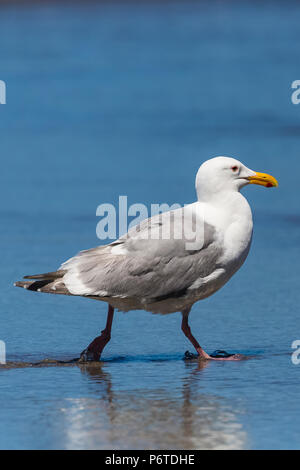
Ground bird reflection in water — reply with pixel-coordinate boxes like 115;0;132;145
58;358;247;450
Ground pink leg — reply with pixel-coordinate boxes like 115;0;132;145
181;309;243;361
79;304;114;362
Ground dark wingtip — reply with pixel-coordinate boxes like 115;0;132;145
23;270;65;280
14;281;30;289
24;274;43;280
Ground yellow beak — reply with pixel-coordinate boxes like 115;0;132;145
247;172;278;188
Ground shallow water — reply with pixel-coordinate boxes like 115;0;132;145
1;0;300;450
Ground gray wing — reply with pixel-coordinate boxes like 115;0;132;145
61;206;223;301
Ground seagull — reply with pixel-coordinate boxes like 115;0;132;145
15;156;278;362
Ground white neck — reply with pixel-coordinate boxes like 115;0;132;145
200;189;251;222
198;190;253;268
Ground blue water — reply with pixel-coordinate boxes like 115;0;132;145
1;0;300;450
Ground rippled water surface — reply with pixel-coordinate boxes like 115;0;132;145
1;0;300;449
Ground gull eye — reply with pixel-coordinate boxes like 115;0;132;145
231;165;238;172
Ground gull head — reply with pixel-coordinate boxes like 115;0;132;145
195;156;278;201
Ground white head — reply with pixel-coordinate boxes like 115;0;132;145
195;156;278;201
